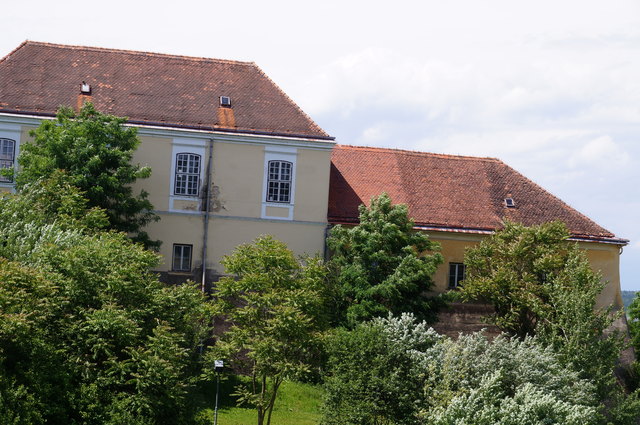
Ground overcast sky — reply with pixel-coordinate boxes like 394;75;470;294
3;0;639;289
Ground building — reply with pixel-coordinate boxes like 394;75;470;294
0;41;335;286
0;41;627;308
329;145;626;308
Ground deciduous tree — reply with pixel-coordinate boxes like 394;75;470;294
16;103;159;248
208;236;329;425
327;193;442;326
0;177;214;424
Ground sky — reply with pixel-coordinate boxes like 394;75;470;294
3;0;640;289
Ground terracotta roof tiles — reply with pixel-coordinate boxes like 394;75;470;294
0;41;332;140
329;145;624;243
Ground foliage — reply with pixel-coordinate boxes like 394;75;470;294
460;221;636;421
322;314;442;425
322;314;601;425
0;180;215;424
460;221;573;337
327;193;442;326
207;235;329;425
16;103;159;248
627;295;640;354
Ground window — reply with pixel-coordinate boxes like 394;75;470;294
0;138;15;183
172;244;192;271
174;153;201;196
266;160;292;203
448;263;466;289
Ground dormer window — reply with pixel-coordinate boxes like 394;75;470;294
505;197;515;208
219;96;231;107
81;82;91;94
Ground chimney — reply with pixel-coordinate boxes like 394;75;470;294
77;81;92;111
217;95;236;128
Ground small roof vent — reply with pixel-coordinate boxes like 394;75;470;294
81;81;91;95
505;197;515;208
219;96;231;107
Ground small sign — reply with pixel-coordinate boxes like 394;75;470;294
214;360;224;371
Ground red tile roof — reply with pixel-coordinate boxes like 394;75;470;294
329;145;625;244
0;41;332;140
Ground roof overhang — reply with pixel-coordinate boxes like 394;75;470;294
328;217;629;246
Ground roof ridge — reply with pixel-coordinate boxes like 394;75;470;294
335;144;500;162
18;40;256;66
252;64;331;139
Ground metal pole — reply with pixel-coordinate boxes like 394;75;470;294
214;371;220;425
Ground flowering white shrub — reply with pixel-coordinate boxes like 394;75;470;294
322;314;600;425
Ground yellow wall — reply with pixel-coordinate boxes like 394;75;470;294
294;148;332;223
426;232;623;309
212;142;263;218
132;134;332;276
148;213;327;274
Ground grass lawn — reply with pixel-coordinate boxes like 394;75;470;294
195;378;324;425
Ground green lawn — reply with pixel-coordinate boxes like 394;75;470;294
195;378;324;425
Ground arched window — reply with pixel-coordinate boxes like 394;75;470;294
266;160;292;203
0;138;15;183
174;153;201;196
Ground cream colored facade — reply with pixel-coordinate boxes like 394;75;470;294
0;113;334;283
0;113;624;308
427;231;623;309
128;127;333;280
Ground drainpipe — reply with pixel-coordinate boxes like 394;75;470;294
201;138;214;293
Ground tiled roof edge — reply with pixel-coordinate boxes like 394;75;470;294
328;216;628;245
494;158;617;238
0;109;336;141
0;40;29;65
334;144;501;163
252;63;331;139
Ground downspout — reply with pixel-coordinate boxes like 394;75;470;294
201;138;214;293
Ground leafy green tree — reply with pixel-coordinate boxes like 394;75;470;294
460;221;603;337
327;193;442;326
208;236;329;425
460;221;636;421
0;177;214;425
16;103;159;248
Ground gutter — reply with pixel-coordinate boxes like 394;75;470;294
0;109;336;141
328;217;629;246
200;138;214;293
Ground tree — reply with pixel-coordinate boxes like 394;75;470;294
327;193;443;326
208;236;329;425
460;221;602;337
16;103;159;248
0;177;215;424
322;314;600;425
460;221;635;420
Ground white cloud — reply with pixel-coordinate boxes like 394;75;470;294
567;136;630;170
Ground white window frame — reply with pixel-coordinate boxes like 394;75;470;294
261;146;297;220
174;153;202;196
0;123;21;189
448;262;466;289
169;138;206;212
0;138;16;183
266;160;293;203
172;243;193;272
